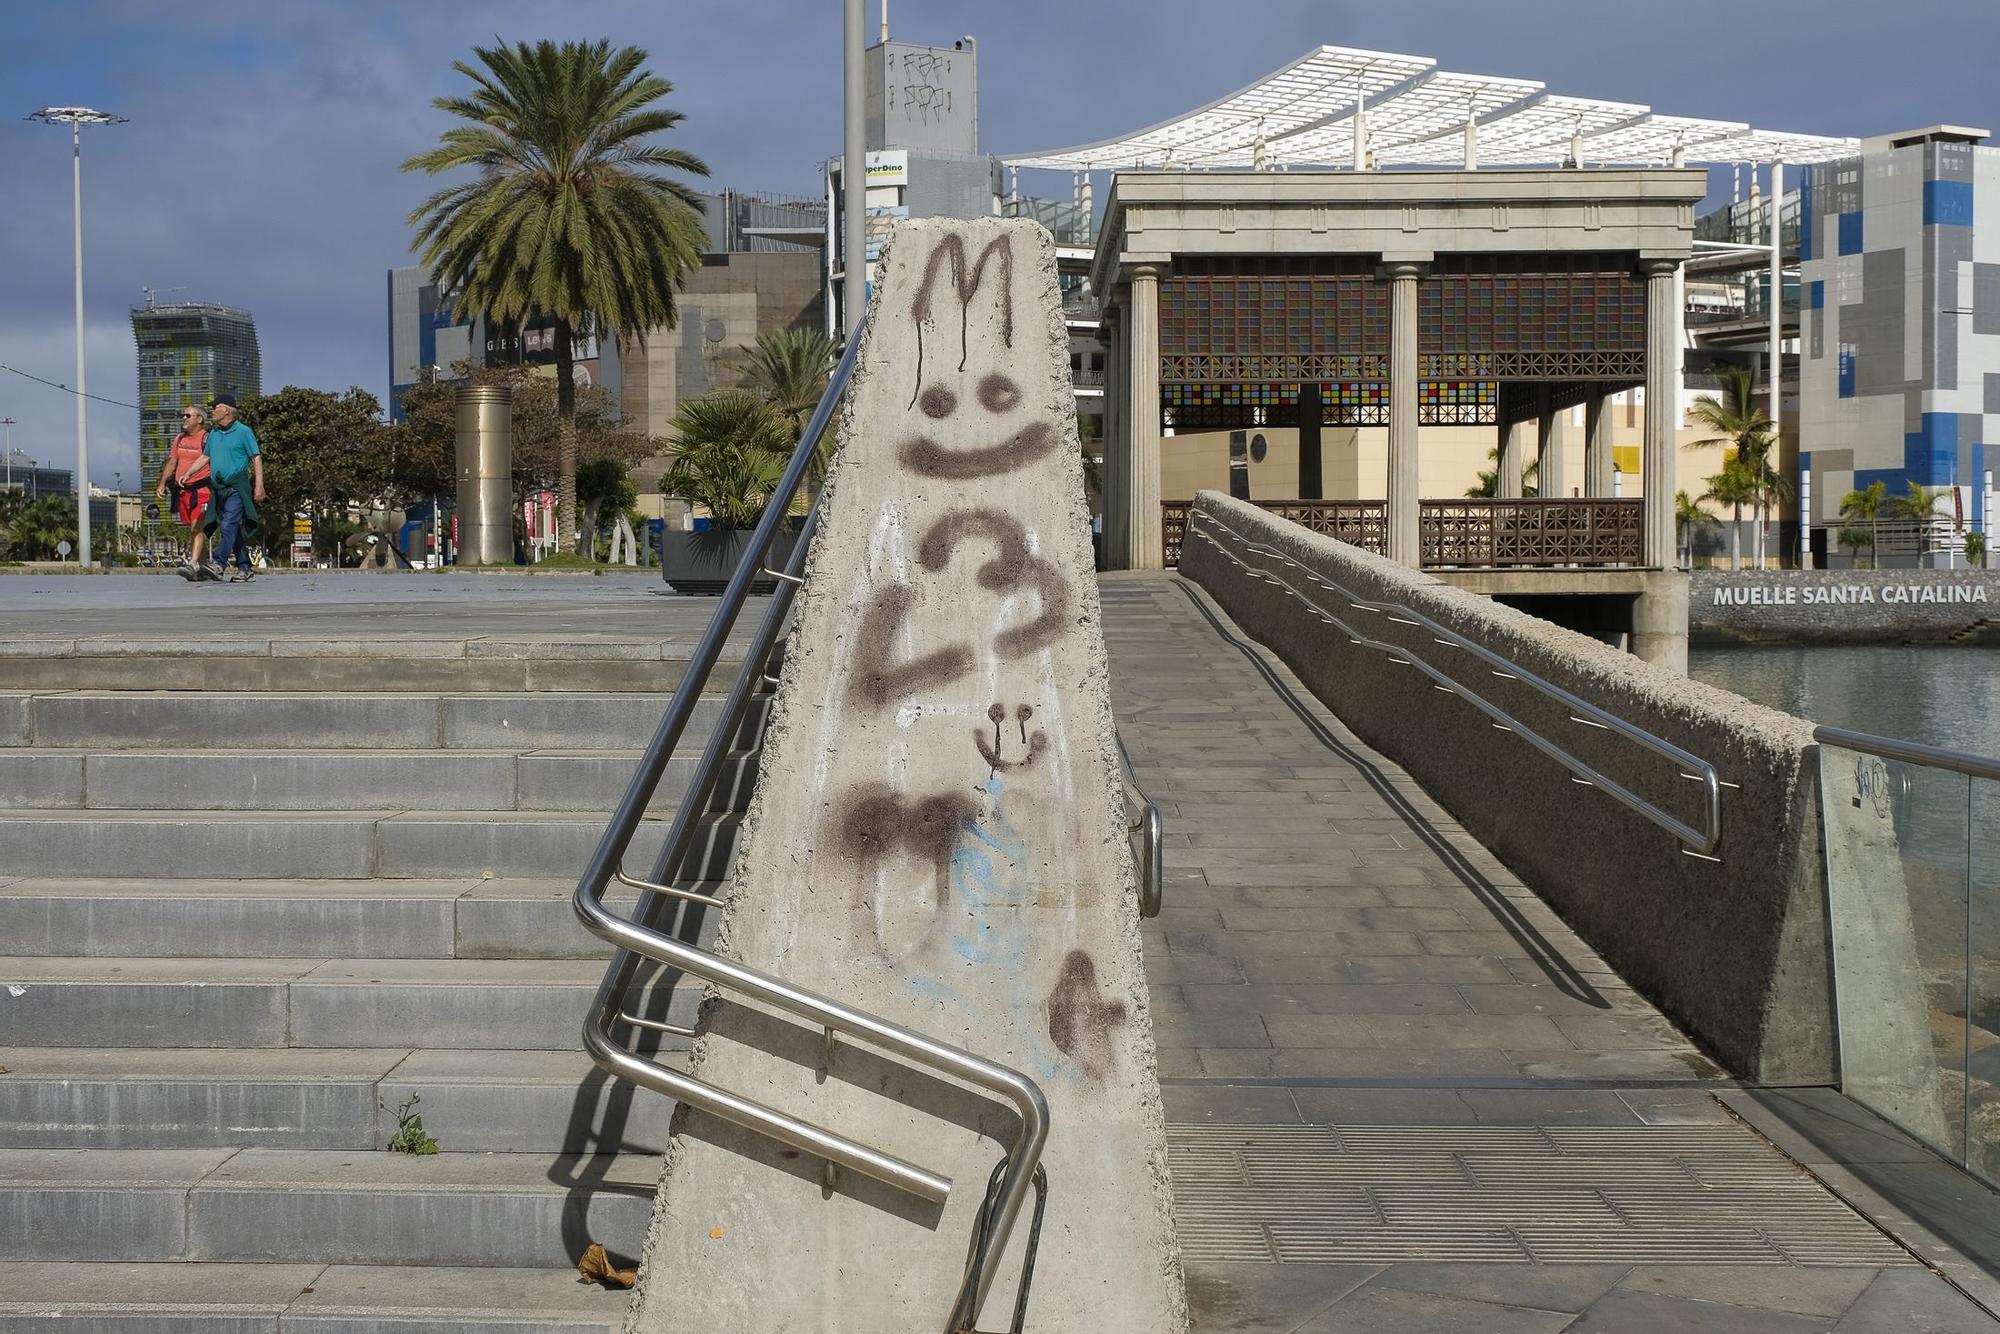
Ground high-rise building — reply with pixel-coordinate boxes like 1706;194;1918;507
132;301;261;485
1799;125;1999;553
387;268;484;422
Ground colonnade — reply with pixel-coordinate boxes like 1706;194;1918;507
1098;256;1683;573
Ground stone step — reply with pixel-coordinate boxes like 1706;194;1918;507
0;1147;658;1267
15;690;736;752
0;628;749;695
0;808;683;879
0;957;700;1050
0;747;730;812
0;1262;627;1332
0;1047;680;1153
0;878;674;958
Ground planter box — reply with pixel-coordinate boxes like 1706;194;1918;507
660;529;800;596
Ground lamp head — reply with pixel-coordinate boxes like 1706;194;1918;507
26;106;128;127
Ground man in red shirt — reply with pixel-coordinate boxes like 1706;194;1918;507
154;404;214;580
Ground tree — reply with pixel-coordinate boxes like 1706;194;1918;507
1702;459;1761;571
659;392;791;530
504;373;654;509
1687;366;1776;566
739;327;839;498
404;39;710;554
578;458;638;558
238;387;390;558
1839;480;1888;569
1466;449;1539;499
0;494;75;560
1674;489;1711;569
1887;480;1940;559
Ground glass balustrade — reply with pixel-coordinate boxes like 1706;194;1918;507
1819;734;2000;1185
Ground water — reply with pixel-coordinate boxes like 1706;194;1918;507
1690;645;2000;759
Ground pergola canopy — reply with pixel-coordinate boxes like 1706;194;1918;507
1005;46;1857;171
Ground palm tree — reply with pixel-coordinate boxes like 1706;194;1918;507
1465;449;1539;499
1887;480;1940;560
404;39;710;552
1674;490;1711;570
660;392;793;530
1839;480;1888;569
739;328;838;495
1687;366;1775;565
1702;460;1761;571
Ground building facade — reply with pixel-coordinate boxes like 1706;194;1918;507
1798;126;2000;552
131;302;260;485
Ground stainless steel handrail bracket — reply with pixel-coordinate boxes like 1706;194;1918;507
1187;508;1725;857
1113;729;1165;918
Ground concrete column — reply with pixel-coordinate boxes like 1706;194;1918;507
1641;260;1681;569
1498;416;1529;499
1386;261;1423;566
1127;264;1164;571
1100;305;1126;568
1584;391;1614;497
1534;385;1562;498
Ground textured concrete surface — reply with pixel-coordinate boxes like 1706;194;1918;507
626;219;1186;1331
1181;492;1835;1084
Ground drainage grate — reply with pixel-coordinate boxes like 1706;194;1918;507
1166;1123;1916;1266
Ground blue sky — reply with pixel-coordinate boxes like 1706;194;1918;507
1;0;1994;487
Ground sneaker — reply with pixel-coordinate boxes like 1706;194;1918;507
176;562;199;582
229;569;256;584
199;562;225;581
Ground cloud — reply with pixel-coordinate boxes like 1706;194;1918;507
1;0;1993;487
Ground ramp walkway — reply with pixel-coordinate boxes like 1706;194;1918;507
1103;573;1994;1333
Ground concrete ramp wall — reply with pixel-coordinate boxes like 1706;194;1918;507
626;219;1188;1332
1181;490;1834;1086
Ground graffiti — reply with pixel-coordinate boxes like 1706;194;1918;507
1045;949;1128;1080
831;783;981;911
976;702;1047;775
899;420;1058;479
846;508;1070;709
910;234;1014;395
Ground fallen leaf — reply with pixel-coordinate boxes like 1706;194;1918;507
576;1242;637;1289
709;1226;724;1239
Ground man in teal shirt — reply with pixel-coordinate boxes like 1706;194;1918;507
201;394;266;583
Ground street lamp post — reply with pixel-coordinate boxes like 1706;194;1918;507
28;106;127;567
1;419;15;490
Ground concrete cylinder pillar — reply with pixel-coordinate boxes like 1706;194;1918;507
454;383;515;566
1641;260;1681;568
1535;385;1563;499
1100;305;1126;568
1584;391;1614;497
1386;261;1423;566
1498;416;1529;499
1127;264;1164;571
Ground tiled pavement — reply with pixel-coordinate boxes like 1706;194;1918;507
1101;575;1998;1333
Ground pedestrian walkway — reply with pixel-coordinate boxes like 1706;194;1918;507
1103;574;1996;1333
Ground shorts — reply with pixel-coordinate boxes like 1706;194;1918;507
173;480;211;529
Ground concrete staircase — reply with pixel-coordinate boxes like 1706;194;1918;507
0;653;759;1328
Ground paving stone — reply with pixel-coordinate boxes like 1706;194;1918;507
1615;1264;1879;1318
1159;1084;1300;1124
1366;1262;1631;1314
1295;1282;1576;1332
1289;1087;1478;1126
1183;1261;1382;1334
1567;1289;1835;1331
1831;1268;2000;1332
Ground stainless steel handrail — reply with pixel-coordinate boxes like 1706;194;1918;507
1189;507;1725;856
1814;725;2000;783
571;312;1051;1331
1114;730;1164;918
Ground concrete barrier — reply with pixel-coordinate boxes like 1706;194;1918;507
626;219;1187;1331
1182;490;1835;1084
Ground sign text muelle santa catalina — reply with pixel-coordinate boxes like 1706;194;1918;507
1712;583;1990;606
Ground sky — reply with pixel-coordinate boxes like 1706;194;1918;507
1;0;1995;489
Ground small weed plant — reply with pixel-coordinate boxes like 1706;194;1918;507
383;1093;441;1155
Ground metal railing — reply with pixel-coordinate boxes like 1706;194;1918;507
1189;506;1725;857
571;313;1052;1332
1163;498;1646;570
1115;730;1164;919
